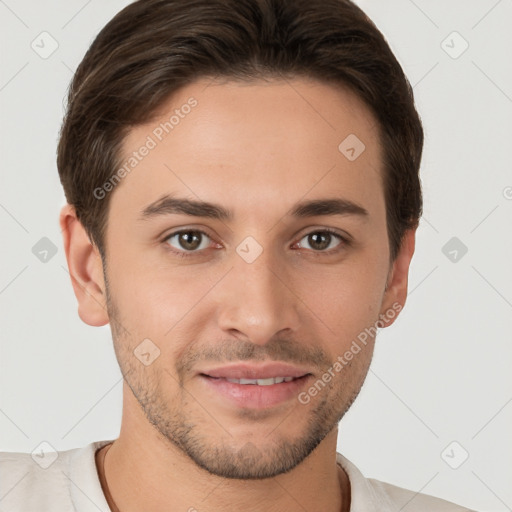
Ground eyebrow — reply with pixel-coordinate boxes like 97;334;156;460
139;194;369;222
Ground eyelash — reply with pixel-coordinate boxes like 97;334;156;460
162;228;351;259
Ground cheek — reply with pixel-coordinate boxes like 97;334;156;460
316;286;380;342
106;252;218;355
302;258;388;345
115;277;184;338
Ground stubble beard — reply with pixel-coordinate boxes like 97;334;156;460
104;275;371;480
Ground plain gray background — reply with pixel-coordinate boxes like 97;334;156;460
1;1;511;511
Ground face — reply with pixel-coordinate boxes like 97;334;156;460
94;77;410;478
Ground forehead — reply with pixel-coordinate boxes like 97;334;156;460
111;77;383;223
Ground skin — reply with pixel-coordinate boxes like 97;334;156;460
60;77;416;512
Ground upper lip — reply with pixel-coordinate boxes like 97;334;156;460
199;363;312;380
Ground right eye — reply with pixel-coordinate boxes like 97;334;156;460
163;229;215;257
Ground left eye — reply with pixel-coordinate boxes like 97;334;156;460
296;230;345;252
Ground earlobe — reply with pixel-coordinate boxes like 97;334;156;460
59;204;109;327
378;228;417;328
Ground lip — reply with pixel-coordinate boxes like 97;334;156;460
199;362;312;380
197;363;313;409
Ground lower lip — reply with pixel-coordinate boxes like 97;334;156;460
199;375;312;409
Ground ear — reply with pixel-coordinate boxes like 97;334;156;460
378;227;417;328
59;204;109;327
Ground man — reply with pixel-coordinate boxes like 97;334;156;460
0;0;476;510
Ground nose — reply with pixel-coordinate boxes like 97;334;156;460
215;248;301;346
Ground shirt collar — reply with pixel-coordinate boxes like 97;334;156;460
68;439;115;512
336;452;393;512
67;441;386;512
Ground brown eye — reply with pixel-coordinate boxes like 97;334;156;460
165;230;211;253
297;230;346;253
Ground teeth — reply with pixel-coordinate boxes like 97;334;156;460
224;376;296;385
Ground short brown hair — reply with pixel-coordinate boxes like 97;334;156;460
57;0;423;263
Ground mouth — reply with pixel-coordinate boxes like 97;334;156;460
204;375;301;385
197;363;313;409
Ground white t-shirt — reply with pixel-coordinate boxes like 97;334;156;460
0;439;475;511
